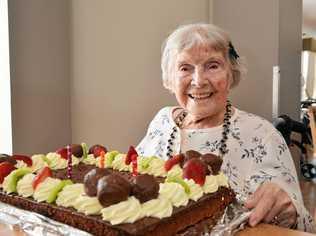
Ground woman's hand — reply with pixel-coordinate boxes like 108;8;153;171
245;182;297;228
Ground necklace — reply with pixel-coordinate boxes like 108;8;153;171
166;100;232;158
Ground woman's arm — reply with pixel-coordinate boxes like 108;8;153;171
244;129;315;232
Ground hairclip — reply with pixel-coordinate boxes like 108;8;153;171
228;42;239;60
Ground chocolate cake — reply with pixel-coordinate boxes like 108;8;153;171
0;147;235;236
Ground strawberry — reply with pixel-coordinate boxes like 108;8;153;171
182;158;207;186
89;144;107;158
164;154;184;171
32;166;52;190
0;162;16;184
12;154;33;167
125;146;138;165
56;147;68;159
131;154;138;176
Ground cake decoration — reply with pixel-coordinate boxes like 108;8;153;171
131;154;138;176
16;173;35;197
56;147;68;159
99;150;105;168
12;155;33;167
0;161;16;184
183;158;207;185
0;146;235;235
131;174;159;203
70;144;84;157
89;144;107;158
164;153;184;171
97;173;132;207
125;145;138;165
67;145;72;178
32;166;52;190
2;167;32;193
83;168;111;196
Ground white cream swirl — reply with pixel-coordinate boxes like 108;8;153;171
203;175;219;193
141;196;173;218
159;182;188;207
184;179;203;201
81;154;97;165
31;154;47;172
110;154;131;171
45;152;80;170
56;183;84;208
146;158;167;177
216;172;229;187
33;177;61;202
101;196;142;225
73;194;103;215
16;173;35;197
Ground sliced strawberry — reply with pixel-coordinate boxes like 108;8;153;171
89;144;107;158
131;154;138;176
164;154;184;171
125;146;138;165
0;162;16;184
56;147;68;159
12;154;33;167
183;158;206;186
32;166;52;189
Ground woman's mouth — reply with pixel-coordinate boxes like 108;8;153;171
188;92;214;100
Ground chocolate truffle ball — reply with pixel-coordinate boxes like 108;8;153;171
132;174;159;203
71;144;83;158
200;153;223;175
83;168;111;196
97;173;131;207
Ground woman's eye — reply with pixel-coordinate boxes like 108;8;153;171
207;63;219;70
180;65;191;72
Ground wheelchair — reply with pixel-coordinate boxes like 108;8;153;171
273;113;316;181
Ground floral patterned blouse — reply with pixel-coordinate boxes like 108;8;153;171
136;106;315;232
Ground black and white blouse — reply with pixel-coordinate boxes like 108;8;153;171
137;106;315;232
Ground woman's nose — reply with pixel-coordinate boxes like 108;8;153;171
191;69;207;87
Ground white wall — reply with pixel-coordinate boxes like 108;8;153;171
70;0;210;151
0;0;12;154
8;0;71;154
213;0;302;121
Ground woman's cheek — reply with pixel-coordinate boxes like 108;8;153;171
214;78;229;91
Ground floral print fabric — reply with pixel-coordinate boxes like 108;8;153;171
137;106;315;232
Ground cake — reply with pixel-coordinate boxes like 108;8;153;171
0;144;235;235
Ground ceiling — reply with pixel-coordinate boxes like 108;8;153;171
303;0;316;38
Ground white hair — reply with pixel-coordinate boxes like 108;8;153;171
161;23;246;90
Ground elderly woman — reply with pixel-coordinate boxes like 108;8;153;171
137;23;315;232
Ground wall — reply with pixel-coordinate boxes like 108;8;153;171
70;0;209;151
213;0;301;121
8;0;71;154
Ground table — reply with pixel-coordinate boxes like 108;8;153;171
1;222;315;236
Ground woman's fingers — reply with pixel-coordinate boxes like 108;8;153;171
244;184;264;208
245;182;298;228
248;191;275;226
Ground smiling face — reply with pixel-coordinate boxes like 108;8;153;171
171;44;231;123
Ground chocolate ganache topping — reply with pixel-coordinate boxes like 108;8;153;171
0;154;17;165
97;173;132;207
83;168;111;196
132;174;159;203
